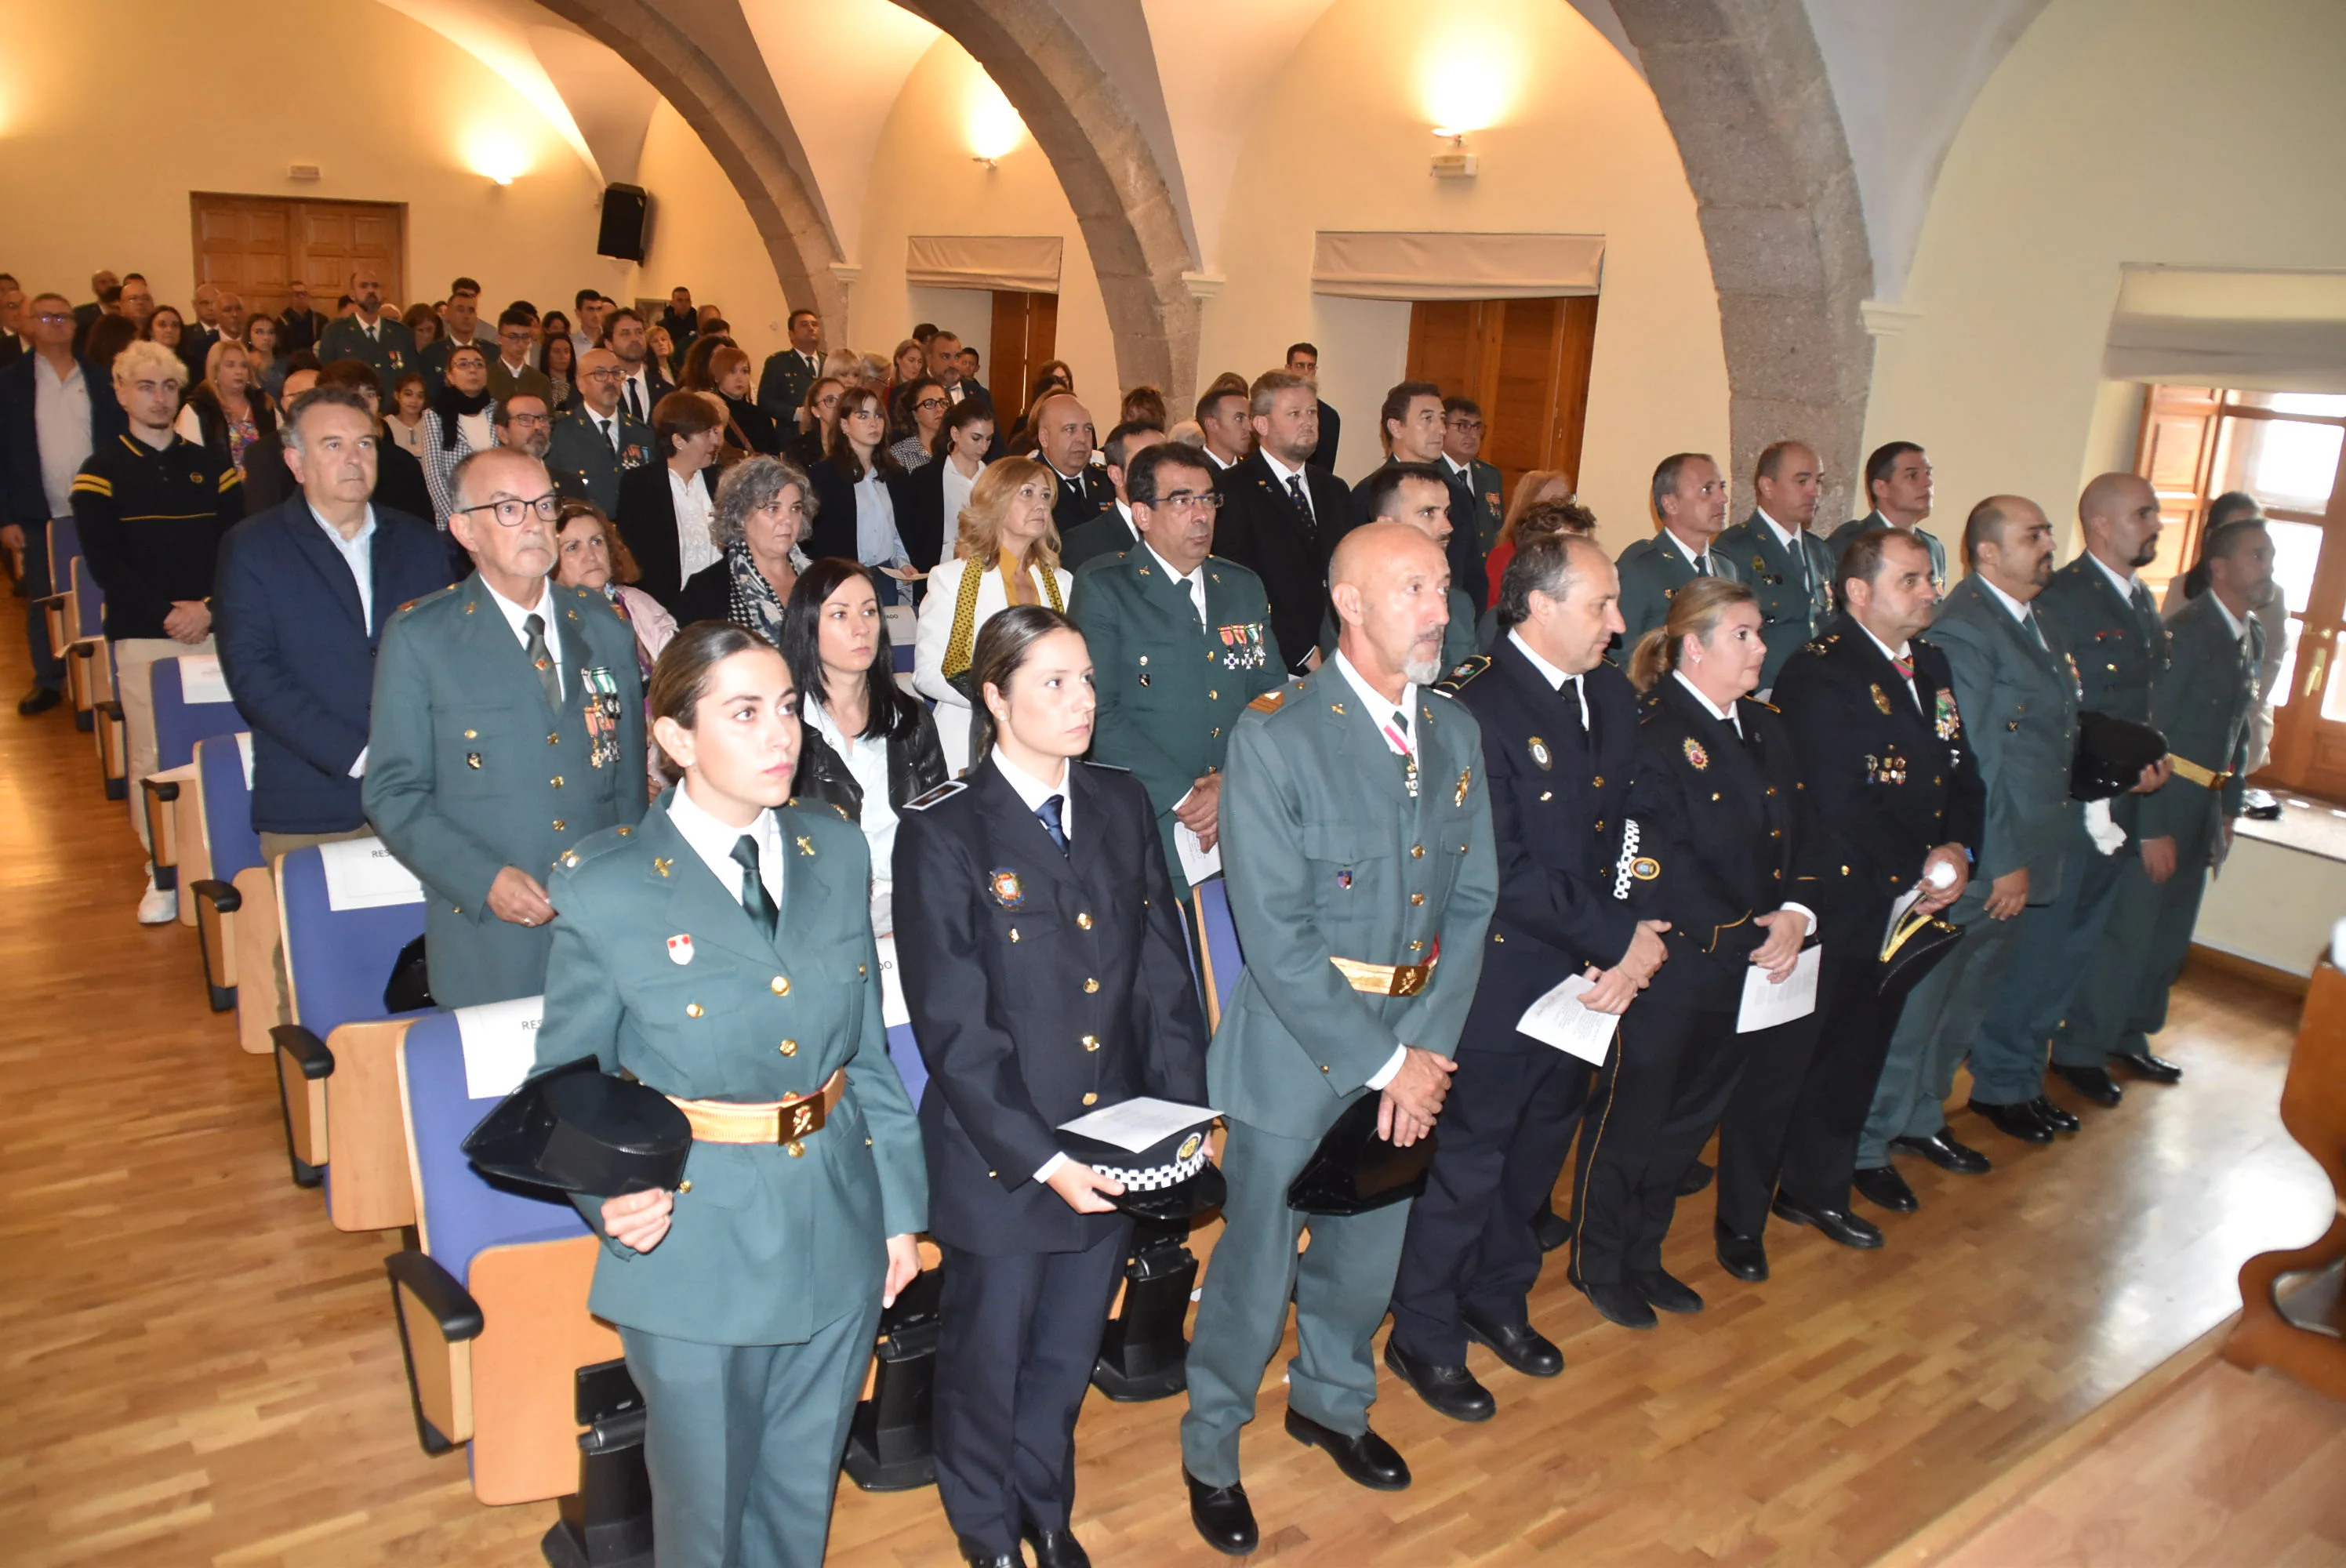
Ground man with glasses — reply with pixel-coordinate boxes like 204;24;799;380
365;445;645;1007
279;280;327;356
548;347;652;517
1068;441;1284;898
488;306;554;407
1441;397;1504;557
1615;452;1741;650
496;392;554;462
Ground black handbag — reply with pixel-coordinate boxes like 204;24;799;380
1286;1091;1436;1217
383;935;434;1014
2071;710;2167;801
1879;903;1963;1003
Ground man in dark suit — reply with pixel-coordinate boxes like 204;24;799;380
1285;343;1339;474
1716;441;1836;693
278;280;328;357
1031;390;1115;535
756;307;823;429
418;278;492;382
1212;370;1349;674
1345;381;1487;610
605;307;674;428
0;278;26;368
1386;532;1659;1419
180;284;222;387
315;267;416;394
1056;420;1164;571
547;348;653;517
1196;382;1252;474
657;286;698;349
1728;528;1982;1275
71;270;118;354
1440;397;1505;557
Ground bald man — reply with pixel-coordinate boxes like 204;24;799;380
1181;521;1498;1555
1972;474;2172;1122
1855;495;2078;1212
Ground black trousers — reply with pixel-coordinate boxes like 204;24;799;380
1774;942;1896;1212
1389;1044;1592;1363
1713;957;1839;1236
1571;995;1743;1285
934;1221;1131;1555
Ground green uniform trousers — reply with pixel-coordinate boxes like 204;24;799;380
2061;808;2219;1062
1179;1118;1414;1486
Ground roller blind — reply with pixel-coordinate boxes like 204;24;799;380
905;234;1063;293
2104;264;2346;393
1310;231;1605;301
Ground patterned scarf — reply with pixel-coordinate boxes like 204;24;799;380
723;542;805;644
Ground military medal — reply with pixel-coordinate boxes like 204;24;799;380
1934;688;1962;741
1871;682;1893;715
666;934;695;965
580;666;623;768
988;869;1026;909
1528;736;1552;771
1683;737;1709;770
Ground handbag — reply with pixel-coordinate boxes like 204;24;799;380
1286;1091;1436;1217
383;935;434;1014
1879;902;1963;1004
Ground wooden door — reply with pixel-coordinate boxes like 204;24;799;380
1405;296;1598;508
988;289;1058;425
189;194;405;321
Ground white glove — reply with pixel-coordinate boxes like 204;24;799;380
2083;798;2126;856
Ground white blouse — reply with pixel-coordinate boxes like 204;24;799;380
808;697;899;873
913;554;1075;775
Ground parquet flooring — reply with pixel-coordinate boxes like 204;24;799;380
0;586;2333;1567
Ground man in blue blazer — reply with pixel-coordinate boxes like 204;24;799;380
213;386;456;853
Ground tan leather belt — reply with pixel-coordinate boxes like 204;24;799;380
2168;754;2234;791
1331;940;1441;998
670;1069;845;1145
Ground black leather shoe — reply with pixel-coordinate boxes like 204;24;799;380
1574;1270;1658;1330
1770;1195;1885;1249
16;685;61;717
2112;1049;2183;1084
1462;1307;1564;1377
1534;1204;1574;1253
1890;1130;1992;1174
1677;1159;1715;1196
1184;1469;1258;1556
2054;1064;2123;1107
1852;1165;1920;1213
957;1542;1021;1568
1968;1098;2054;1144
1629;1268;1704;1315
1383;1338;1496;1421
1023;1526;1092;1568
1284;1408;1411;1490
1715;1222;1769;1282
2029;1096;2082;1134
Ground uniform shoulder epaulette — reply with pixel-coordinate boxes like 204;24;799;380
1422;683;1456;700
1746;697;1780;713
555;823;636;873
1803;631;1839;656
1248;688;1287;713
904;779;968;811
1440;654;1491;691
390;583;460;621
1080;759;1130;773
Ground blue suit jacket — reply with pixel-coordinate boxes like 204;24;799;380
1;354;126;527
212;496;458;833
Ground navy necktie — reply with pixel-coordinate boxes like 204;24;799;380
1035;794;1069;856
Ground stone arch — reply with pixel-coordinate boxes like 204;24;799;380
1610;0;1876;522
528;0;846;323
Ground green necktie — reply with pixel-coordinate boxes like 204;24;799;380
524;612;562;710
732;834;778;942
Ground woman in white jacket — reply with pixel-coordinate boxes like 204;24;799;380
914;456;1073;774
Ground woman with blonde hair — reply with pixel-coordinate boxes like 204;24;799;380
913;456;1071;772
1572;576;1822;1331
174;339;277;479
1484;470;1581;605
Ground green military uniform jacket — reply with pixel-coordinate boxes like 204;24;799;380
2035;552;2168;843
1828;513;1948;590
315;313;417;393
1454;457;1504;556
547;402;654;518
364;572;646;1007
1717;508;1834;690
1614;528;1743;652
1926;575;2080;900
533;795;927;1345
1208;661;1499;1141
1068;546;1288;895
2141;591;2261;844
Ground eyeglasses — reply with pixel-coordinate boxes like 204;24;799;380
507;412;553;427
582;368;623;383
32;311;71;325
1447;418;1484;434
455;492;562;526
1153;490;1222;514
914;397;947;412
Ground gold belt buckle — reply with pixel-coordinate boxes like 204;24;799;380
776;1092;827;1141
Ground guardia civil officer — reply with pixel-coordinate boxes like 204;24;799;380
1614;452;1741;652
1386;531;1665;1420
530;620;927;1568
1715;440;1836;693
1574;578;1821;1330
893;605;1211;1568
1180;522;1498;1555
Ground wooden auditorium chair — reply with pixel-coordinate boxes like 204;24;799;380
187;734;266;1022
136;654;242;920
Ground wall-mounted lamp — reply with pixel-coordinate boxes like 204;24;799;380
972;155;997;170
464;129;529;188
964;73;1025;165
1430;129;1478;180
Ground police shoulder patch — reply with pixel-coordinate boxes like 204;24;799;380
1440;654;1491;691
904;780;968;811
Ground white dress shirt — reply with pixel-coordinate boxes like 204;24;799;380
1669;670;1815;931
667;780;783;910
853;468;909;569
1144;541;1207;625
1111;499;1141;546
988;742;1084;1184
619;365;657;424
1260;448;1316;526
939;455;980;538
1663;527;1720;575
1506;630;1591;726
1330;648;1417;1093
670;466;717;582
2084;547;2143;607
808;697;899;871
33;354;93;519
1978;575;2048;645
310;503;379;631
482;577;565;699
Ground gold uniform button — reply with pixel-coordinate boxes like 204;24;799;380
1594;820;1605;833
551;775;565;788
1765;786;1778;797
988;1171;997;1178
677;1179;692;1194
1082;1093;1098;1105
1410;844;1425;858
552;818;567;831
685;1003;703;1018
859;964;868;977
1541;789;1554;802
463;728;478;739
1138;654;1149;666
547;731;561;746
1081;1034;1100;1052
1208;689;1218;701
1077;913;1093;930
779;1040;798;1057
786;1141;805;1158
1411;892;1425;906
1592;776;1604;789
1320;1064;1330;1073
1769;829;1781;839
1083;978;1099;993
771;976;790;995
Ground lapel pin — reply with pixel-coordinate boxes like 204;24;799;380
796;835;815;857
653;857;672;877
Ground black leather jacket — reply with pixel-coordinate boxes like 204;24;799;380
792;699;949;833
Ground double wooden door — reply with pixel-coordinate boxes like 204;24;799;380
988;289;1059;427
1404;296;1600;508
190;194;405;320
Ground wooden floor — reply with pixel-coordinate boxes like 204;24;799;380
0;589;2337;1568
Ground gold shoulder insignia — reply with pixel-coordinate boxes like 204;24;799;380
1749;698;1780;713
1248;689;1286;713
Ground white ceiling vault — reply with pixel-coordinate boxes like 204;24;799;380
372;0;2051;305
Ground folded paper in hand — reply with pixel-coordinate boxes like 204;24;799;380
319;836;427;910
1516;973;1619;1064
1175;822;1222;887
1058;1095;1221;1153
458;994;547;1101
874;931;910;1028
1737;944;1821;1033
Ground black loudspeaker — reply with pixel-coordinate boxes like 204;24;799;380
597;185;650;263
